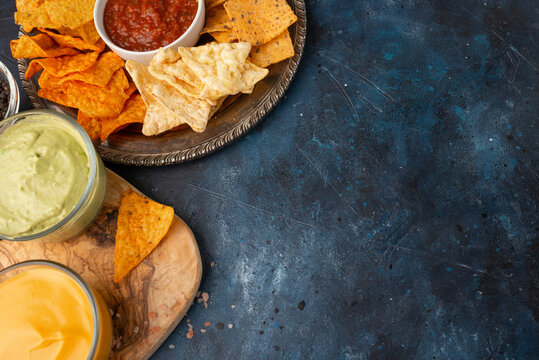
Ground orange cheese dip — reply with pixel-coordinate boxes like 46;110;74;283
0;267;94;360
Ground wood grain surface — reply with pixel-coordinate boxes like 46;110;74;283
0;169;202;360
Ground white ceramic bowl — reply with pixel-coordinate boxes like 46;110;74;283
94;0;205;65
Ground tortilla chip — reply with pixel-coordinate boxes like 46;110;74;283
224;0;297;45
124;82;138;97
209;30;237;43
248;29;294;68
100;94;146;141
126;60;214;134
10;34;80;59
14;9;59;32
25;51;100;79
16;0;44;12
205;0;226;11
44;0;95;29
37;87;69;105
177;42;268;96
58;20;101;44
38;70;129;117
113;190;174;283
201;5;232;34
77;111;101;141
38;28;105;52
149;48;219;100
66;72;129;117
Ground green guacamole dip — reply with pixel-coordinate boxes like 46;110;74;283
0;116;90;237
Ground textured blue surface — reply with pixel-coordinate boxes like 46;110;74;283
1;0;538;359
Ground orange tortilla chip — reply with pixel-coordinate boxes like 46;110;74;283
38;28;105;52
205;0;226;11
44;0;95;29
224;0;297;45
125;82;138;97
113;190;174;283
201;5;233;34
38;53;123;88
58;21;101;44
77;111;101;141
66;80;129;118
14;9;60;33
248;29;295;68
38;70;129;117
37;87;69;106
100;94;146;141
209;30;237;43
25;51;100;79
10;34;80;59
16;0;44;12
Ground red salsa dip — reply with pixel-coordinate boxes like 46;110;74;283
104;0;198;52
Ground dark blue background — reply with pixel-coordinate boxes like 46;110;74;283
1;0;538;359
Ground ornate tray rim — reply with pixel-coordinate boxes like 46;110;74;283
17;0;307;166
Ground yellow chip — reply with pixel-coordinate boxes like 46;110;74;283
201;5;233;34
77;110;101;141
209;30;237;43
10;34;80;59
25;50;100;79
113;190;174;283
44;0;95;29
100;94;146;141
224;0;297;45
205;0;226;11
248;29;295;68
38;28;105;52
58;21;101;44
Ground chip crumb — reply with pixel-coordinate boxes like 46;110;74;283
169;344;175;349
115;313;121;318
210;261;215;267
187;319;190;323
187;323;193;329
204;321;211;327
133;326;139;334
201;292;210;302
231;305;236;309
186;328;194;339
196;291;201;297
228;323;233;329
200;328;206;333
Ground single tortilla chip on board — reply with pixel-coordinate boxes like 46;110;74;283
38;28;105;52
201;5;233;34
44;0;95;29
10;34;80;59
58;21;101;44
224;0;297;45
77;111;101;141
100;94;146;141
25;50;100;79
248;29;295;68
113;190;174;283
204;0;226;11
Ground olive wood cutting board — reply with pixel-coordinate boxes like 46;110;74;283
0;169;202;360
